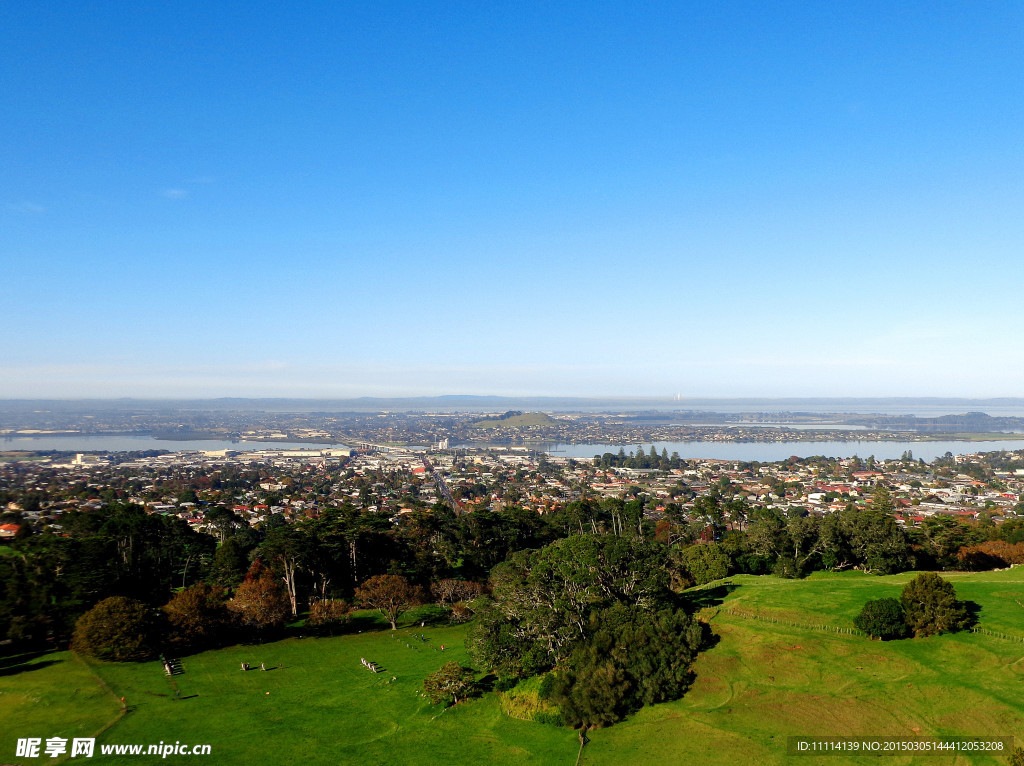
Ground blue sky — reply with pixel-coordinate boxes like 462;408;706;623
4;1;1024;398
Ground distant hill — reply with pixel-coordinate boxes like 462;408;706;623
467;411;557;430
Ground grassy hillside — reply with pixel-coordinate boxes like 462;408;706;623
3;570;1021;765
584;569;1024;765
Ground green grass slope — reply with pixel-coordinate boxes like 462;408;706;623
0;649;123;758
583;569;1024;765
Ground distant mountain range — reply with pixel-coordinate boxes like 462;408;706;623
4;396;1024;415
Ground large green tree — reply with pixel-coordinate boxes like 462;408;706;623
900;572;969;637
468;534;671;678
552;604;704;728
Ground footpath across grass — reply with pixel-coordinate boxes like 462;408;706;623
2;571;1022;765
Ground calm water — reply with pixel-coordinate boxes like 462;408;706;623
543;440;1024;463
5;434;1024;464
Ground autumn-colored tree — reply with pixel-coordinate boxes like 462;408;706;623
306;599;351;635
73;596;160;662
430;578;484;607
423;661;477;705
163;583;232;650
355;574;420;630
957;540;1024;570
228;563;290;632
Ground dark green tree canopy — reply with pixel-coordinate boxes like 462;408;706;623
853;597;908;640
552;604;704;729
900;572;969;637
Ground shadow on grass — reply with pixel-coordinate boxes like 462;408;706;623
0;657;59;677
699;622;722;653
680;581;741;611
346;612;390;633
963;599;982;629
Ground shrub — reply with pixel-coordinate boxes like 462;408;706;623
73;597;160;662
499;674;563;725
493;676;519;692
853;598;908;640
900;572;969;637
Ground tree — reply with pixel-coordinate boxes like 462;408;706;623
869;486;894;513
551;604;703;728
900;573;969;637
306;599;351;635
468;535;672;678
430;578;484;607
355;574;420;630
163;583;232;651
853;598;908;640
840;509;912;574
260;526;306;617
679;542;730;586
73;596;160;662
208;538;250;588
228;565;290;632
423;661;477;705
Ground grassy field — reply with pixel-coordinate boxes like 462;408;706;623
3;570;1022;765
584;569;1024;765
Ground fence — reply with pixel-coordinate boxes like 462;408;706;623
707;605;1024;644
714;607;865;637
969;625;1024;643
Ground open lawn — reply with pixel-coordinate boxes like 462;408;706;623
1;610;577;765
3;570;1022;765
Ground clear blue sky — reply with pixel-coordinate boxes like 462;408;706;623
4;1;1024;398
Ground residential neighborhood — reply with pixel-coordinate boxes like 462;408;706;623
3;444;1021;542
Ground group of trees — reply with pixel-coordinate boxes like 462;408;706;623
595;447;682;471
7;454;1024;733
73;567;290;661
71;565;452;660
0;500;560;646
854;573;971;640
